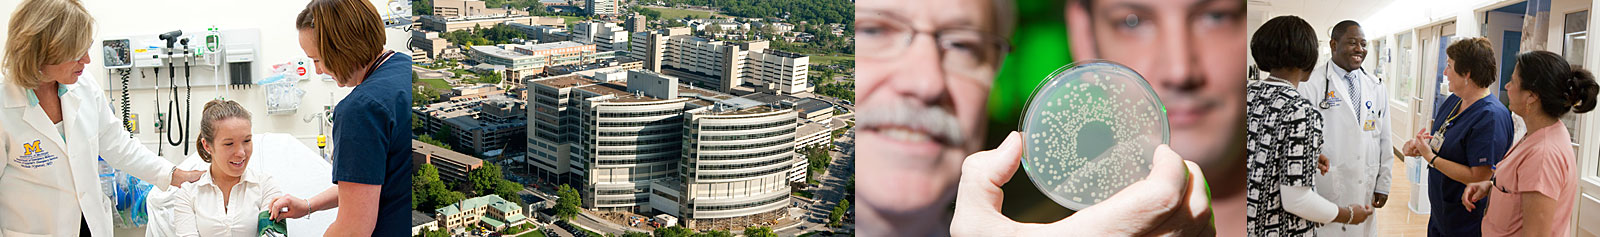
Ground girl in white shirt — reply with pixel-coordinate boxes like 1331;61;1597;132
170;100;293;236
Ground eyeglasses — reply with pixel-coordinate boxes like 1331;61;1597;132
856;11;1011;84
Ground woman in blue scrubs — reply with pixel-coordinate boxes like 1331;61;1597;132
264;0;413;235
1402;37;1515;236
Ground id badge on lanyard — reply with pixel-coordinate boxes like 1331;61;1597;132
1430;120;1448;151
1362;100;1377;131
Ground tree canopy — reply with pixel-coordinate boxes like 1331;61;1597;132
658;0;852;26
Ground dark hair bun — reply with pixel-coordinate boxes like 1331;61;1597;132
1570;68;1598;113
1515;51;1594;118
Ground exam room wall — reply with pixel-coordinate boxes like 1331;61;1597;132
0;0;413;164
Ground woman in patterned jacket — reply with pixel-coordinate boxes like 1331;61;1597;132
1246;15;1374;236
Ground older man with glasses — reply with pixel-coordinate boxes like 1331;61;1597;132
855;0;1215;235
854;0;1009;234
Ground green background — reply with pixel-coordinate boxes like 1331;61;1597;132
985;0;1078;222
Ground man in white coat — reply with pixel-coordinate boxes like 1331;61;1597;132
1297;20;1394;236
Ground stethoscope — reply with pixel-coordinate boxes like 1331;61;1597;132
1315;63;1375;110
1318;63;1338;109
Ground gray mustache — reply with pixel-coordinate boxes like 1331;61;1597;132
857;100;965;146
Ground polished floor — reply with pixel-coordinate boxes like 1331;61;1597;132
1376;155;1431;236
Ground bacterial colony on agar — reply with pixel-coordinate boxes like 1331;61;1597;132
1019;61;1169;211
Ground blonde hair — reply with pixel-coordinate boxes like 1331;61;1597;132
197;100;251;163
296;0;386;85
3;0;94;89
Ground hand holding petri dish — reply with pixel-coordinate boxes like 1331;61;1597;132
1020;60;1169;211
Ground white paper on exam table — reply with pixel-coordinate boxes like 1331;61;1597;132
144;133;338;236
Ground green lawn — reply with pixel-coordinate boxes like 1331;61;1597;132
809;70;827;80
644;6;713;19
418;78;452;91
793;190;814;199
558;16;586;25
518;231;546;237
810;54;854;66
449;69;473;78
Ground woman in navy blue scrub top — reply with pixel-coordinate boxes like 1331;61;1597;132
264;0;413;235
1402;37;1515;237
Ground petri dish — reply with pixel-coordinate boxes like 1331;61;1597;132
1019;60;1169;211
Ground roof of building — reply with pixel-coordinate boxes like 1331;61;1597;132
487;196;521;213
436;194;519;216
531;71;798;116
506;22;564;31
481;217;506;228
526;193;548;204
739;93;833;114
504;213;528;224
699;18;737;24
470;45;529;60
654;214;678;224
738;93;798;104
472;41;591;60
794;98;835;114
718;97;766;109
522;41;588;52
421;88;516;109
436;13;536;22
412;140;484;168
797;120;829;137
412;210;436;226
574;83;654;102
533;72;733;105
652;177;684;193
530;74;592;88
695;102;780;116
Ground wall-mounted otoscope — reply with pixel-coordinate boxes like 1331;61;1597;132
156;29;192;155
100;27;262;156
157;30;183;48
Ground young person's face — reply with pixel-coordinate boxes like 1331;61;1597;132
1066;0;1247;170
297;29;336;85
205;118;254;179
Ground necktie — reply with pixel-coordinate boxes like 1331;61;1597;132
1344;70;1362;115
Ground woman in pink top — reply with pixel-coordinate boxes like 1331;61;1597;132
1462;50;1597;236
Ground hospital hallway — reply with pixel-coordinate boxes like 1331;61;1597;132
1251;0;1600;235
1375;152;1430;236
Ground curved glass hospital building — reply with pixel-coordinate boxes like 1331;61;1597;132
527;70;812;228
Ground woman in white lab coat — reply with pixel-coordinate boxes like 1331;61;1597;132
0;0;204;235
